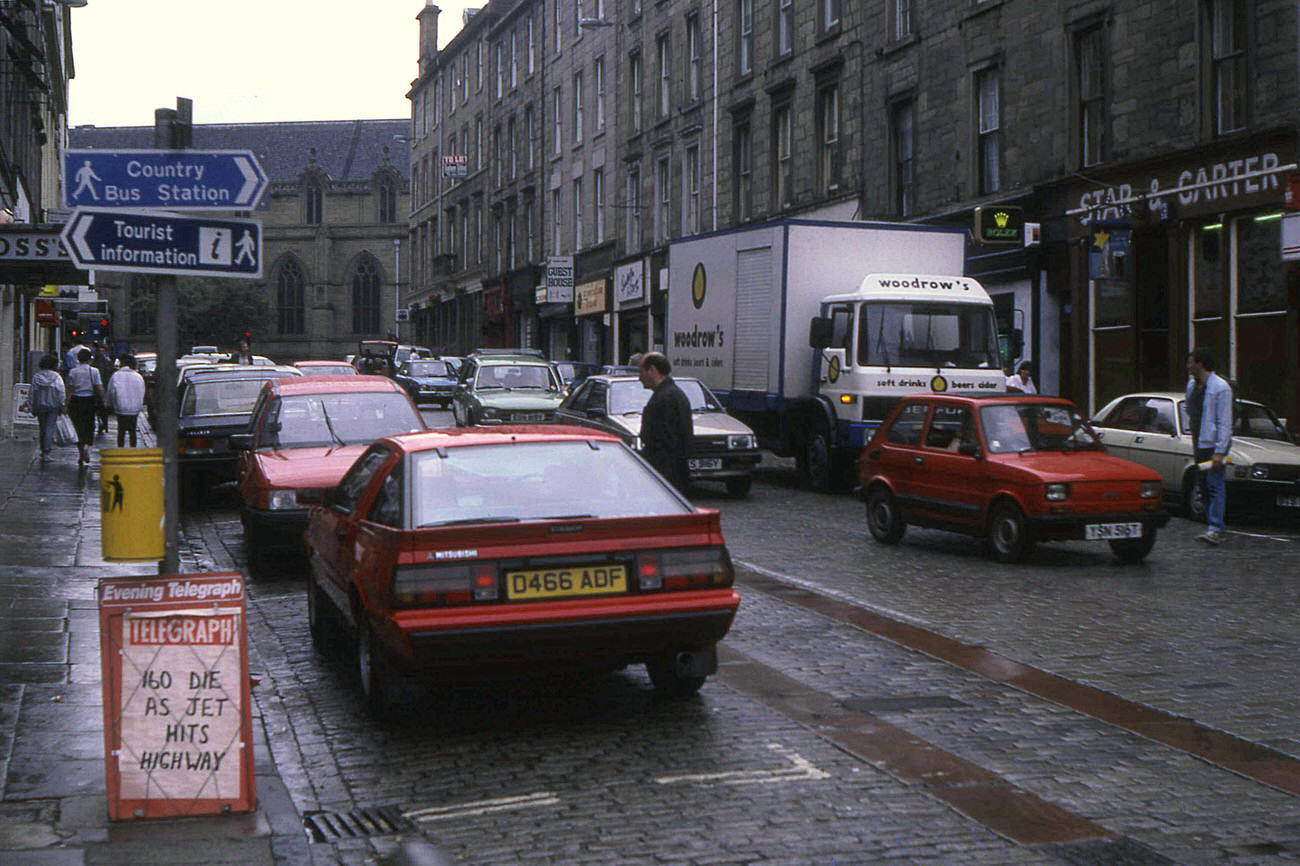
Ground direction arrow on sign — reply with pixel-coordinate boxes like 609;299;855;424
63;149;268;211
62;208;263;279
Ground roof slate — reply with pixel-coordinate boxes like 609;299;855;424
68;120;410;184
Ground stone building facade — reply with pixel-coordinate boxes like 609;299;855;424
70;120;410;362
409;0;1299;422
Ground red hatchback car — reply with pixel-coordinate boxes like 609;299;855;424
304;426;740;715
858;394;1169;563
233;376;427;575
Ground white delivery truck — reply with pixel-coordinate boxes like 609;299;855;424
666;219;1005;491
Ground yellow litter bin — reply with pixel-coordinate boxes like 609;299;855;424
100;448;164;561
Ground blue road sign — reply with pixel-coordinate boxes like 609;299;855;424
63;149;268;210
62;209;262;279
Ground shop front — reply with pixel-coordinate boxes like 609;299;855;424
574;278;608;364
1060;130;1298;421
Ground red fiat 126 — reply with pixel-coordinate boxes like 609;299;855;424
858;393;1169;563
305;426;740;715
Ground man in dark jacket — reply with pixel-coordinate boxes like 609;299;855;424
638;352;692;493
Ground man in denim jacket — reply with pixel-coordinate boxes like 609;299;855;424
1185;349;1233;545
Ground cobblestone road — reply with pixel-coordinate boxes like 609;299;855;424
180;449;1300;865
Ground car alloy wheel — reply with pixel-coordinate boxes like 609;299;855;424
1182;469;1207;522
988;501;1034;563
866;486;905;545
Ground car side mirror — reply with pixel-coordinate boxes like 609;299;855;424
958;442;982;458
227;432;252;451
809;316;833;349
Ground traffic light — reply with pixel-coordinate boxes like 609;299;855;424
88;315;110;342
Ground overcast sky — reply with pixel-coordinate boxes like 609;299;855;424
69;0;473;127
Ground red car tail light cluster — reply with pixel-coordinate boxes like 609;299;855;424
179;435;213;455
638;547;733;591
393;562;500;607
392;546;732;608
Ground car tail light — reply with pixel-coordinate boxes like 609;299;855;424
638;547;733;591
392;562;498;607
180;436;213;455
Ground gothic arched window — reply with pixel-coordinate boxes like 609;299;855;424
351;256;381;334
276;257;306;335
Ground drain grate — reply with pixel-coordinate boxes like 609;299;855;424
304;806;415;842
843;695;971;713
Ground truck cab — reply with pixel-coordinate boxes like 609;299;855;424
810;274;1004;443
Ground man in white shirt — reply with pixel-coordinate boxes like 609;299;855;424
65;348;104;464
106;354;147;447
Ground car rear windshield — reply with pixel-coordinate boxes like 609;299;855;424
980;404;1102;454
406;360;455;378
411;440;689;527
607;380;724;415
182;379;274;416
474;364;557;390
266;392;423;448
1233;402;1292;442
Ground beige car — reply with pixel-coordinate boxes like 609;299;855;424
555;375;762;496
1091;391;1300;519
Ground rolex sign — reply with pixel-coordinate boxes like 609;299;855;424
974;206;1024;245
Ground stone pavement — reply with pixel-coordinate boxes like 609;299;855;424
0;420;308;864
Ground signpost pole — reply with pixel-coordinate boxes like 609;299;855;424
154;103;187;576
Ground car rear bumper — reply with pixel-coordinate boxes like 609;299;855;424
383;590;740;678
1027;509;1170;541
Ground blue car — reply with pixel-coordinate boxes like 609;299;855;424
393;357;461;407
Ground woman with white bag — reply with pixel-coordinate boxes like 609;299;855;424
23;354;67;463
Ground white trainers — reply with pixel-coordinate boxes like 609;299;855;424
1195;530;1226;545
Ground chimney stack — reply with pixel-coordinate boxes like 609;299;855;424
418;1;441;77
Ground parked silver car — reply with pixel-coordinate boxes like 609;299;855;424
1091;390;1300;519
556;375;761;496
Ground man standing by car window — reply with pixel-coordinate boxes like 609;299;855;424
638;352;692;493
1186;348;1233;545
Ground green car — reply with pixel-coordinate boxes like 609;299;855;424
451;357;565;426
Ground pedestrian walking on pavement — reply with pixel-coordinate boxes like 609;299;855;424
1005;360;1037;394
105;354;146;448
62;339;89;375
23;354;66;462
637;352;693;494
1185;348;1233;545
65;348;104;465
92;343;115;434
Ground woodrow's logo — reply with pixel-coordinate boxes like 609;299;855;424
930;375;948;392
691;263;707;309
827;355;841;383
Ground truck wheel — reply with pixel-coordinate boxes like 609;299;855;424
866;486;906;544
798;427;834;492
1110;530;1157;563
987;502;1034;563
725;476;752;498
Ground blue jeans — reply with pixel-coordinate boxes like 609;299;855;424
36;409;59;454
1195;448;1226;533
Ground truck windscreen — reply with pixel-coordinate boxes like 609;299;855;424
857;302;1000;369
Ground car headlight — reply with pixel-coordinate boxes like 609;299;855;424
1248;465;1268;479
267;489;299;510
1140;481;1162;499
1044;483;1070;501
479;407;501;419
728;434;756;450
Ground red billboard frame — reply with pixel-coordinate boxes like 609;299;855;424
97;572;255;821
